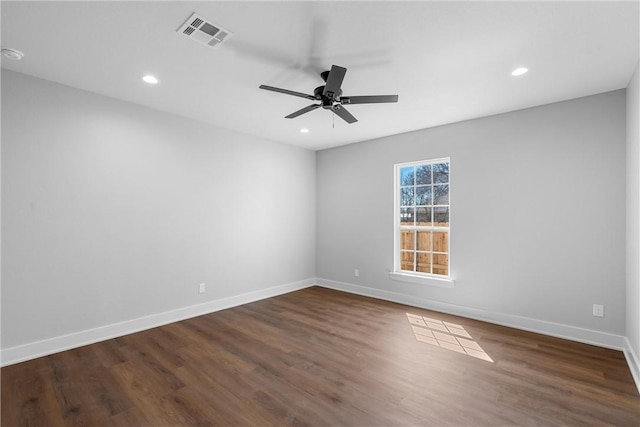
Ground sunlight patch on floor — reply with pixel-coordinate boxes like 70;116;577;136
406;313;493;362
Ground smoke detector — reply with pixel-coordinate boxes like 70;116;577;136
1;48;24;60
177;13;232;48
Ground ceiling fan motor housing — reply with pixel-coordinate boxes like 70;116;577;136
314;85;342;109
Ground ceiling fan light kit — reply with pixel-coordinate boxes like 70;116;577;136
260;65;399;124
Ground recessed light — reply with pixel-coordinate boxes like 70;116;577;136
300;128;309;133
511;67;528;77
1;48;24;60
142;75;159;84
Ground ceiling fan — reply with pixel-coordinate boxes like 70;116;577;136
259;65;398;124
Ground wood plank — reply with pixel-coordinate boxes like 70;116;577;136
2;286;639;426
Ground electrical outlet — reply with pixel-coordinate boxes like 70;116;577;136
199;283;206;294
354;269;359;277
593;304;604;318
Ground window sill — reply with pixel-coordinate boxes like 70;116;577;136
389;272;455;288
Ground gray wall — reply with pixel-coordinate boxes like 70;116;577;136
1;70;316;348
627;62;640;362
317;90;626;335
1;68;632;359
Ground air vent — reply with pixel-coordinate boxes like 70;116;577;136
177;13;232;48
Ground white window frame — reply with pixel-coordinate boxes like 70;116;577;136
390;158;454;288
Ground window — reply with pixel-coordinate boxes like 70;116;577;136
394;158;450;280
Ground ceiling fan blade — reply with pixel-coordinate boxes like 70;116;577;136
259;85;317;100
323;65;347;100
332;104;357;124
341;95;399;104
285;104;321;119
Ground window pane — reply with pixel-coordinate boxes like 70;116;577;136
434;207;449;226
433;231;448;253
415;186;432;206
401;230;415;250
417;231;431;251
434;184;449;205
433;254;449;275
401;187;414;206
400;167;415;186
433;163;449;183
416;165;432;185
417;253;431;273
400;207;414;225
416;207;432;225
401;251;415;271
396;159;450;279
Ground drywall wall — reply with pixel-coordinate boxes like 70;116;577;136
1;70;316;351
626;60;640;381
317;90;626;340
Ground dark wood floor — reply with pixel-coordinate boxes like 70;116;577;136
2;286;639;426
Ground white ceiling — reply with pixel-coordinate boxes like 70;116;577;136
2;1;638;150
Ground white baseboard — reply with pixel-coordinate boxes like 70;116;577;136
1;278;315;367
5;276;635;393
315;278;626;351
623;337;640;393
